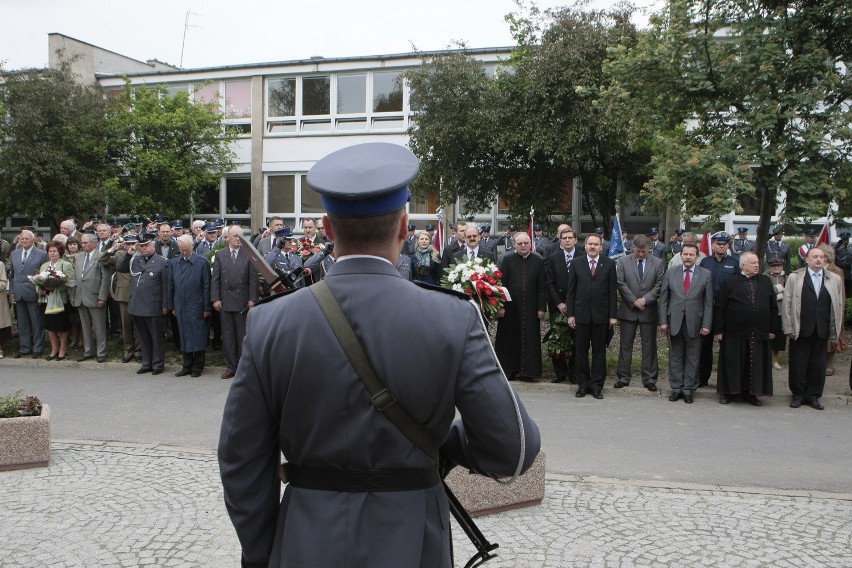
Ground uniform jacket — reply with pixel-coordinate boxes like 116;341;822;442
9;246;48;302
212;247;258;312
167;253;211;352
72;250;110;307
565;254;617;324
649;239;666;259
395;253;412;281
99;250;132;303
615;253;664;323
117;252;169;317
699;254;740;297
781;268;844;341
658;264;713;337
218;257;540;568
765;239;791;272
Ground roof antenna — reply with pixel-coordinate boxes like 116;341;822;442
180;10;202;68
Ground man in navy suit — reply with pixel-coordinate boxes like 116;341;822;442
546;227;579;383
453;226;497;265
566;233;617;398
9;229;48;357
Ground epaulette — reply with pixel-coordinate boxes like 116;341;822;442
252;287;301;308
414;280;471;300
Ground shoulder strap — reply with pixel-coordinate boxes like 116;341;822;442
309;281;440;463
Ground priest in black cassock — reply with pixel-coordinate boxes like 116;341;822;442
495;233;547;381
713;252;780;405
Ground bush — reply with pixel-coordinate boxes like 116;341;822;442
0;390;43;418
846;297;852;326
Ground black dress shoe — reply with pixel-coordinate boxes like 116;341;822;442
77;355;94;362
137;368;153;374
151;369;163;376
121;354;134;363
575;388;587;398
46;355;56;361
719;395;730;404
96;357;106;363
684;394;694;404
809;399;824;410
56;355;66;361
669;392;682;402
551;376;566;384
645;383;657;392
14;352;24;359
789;398;802;408
191;371;202;378
698;381;709;388
592;391;603;399
567;377;578;385
745;395;763;406
175;369;191;377
32;352;42;359
613;381;629;389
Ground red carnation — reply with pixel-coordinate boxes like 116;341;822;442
484;287;493;296
494;271;503;279
470;273;479;281
489;297;498;305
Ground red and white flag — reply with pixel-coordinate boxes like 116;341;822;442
527;207;535;241
433;208;444;254
699;232;712;257
817;214;831;247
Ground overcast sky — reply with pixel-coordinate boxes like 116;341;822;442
1;0;658;71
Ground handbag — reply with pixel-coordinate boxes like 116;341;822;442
45;289;65;315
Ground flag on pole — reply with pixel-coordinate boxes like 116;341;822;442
699;232;712;257
527;206;535;242
434;208;444;254
608;213;625;259
817;209;831;247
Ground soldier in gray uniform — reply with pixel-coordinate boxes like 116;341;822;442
765;227;791;274
264;227;304;289
479;225;498;256
648;227;666;259
116;232;169;375
218;142;540;568
730;227;755;256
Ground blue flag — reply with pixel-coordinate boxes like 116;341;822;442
608;213;625;259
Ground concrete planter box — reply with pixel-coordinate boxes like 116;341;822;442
445;451;545;517
0;404;51;471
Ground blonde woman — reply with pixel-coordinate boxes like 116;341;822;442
39;241;76;361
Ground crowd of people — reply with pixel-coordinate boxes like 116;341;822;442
0;214;849;405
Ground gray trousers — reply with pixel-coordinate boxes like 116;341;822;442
617;319;659;385
133;315;165;372
668;330;702;395
220;309;247;373
16;299;44;354
78;304;108;358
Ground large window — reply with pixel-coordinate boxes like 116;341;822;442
193;80;251;135
300;174;324;213
266;70;410;135
267;175;296;213
225;178;251;215
194;183;220;215
225;81;251;119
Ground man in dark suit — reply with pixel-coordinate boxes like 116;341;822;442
782;247;845;410
212;225;258;380
440;221;467;271
8;229;48;357
453;226;497;264
614;234;665;391
218;142;540;568
566;233;617;399
546;226;579;383
658;243;713;403
72;234;110;363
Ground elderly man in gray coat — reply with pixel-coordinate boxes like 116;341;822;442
218;142;540;568
614;234;665;391
8;230;48;357
72;233;111;362
659;243;714;403
168;235;211;378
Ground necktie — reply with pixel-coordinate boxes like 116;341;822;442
565;253;572;267
812;272;821;296
22;249;28;264
638;259;644;280
82;253;90;274
231;249;237;262
469;250;475;261
590;259;597;276
684;268;691;295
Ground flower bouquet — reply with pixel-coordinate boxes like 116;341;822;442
442;257;511;318
297;237;326;260
543;313;574;359
28;268;70;314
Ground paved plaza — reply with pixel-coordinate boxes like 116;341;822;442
0;360;850;567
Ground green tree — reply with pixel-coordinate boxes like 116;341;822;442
111;83;237;218
406;4;647;230
0;63;118;231
607;0;852;254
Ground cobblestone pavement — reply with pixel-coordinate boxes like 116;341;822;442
1;442;850;568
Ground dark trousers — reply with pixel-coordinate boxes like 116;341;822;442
168;312;181;350
107;297;121;335
574;322;609;393
133;315;165;372
698;333;715;385
181;350;206;374
210;309;222;347
16;299;45;355
788;332;828;401
220;309;247;373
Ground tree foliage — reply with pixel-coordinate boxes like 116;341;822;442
607;0;852;250
0;63;118;230
407;3;647;230
110;83;237;219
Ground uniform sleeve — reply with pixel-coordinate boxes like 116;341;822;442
440;304;541;478
218;323;282;567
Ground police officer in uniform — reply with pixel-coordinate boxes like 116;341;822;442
766;227;791;274
730;227;755;256
648;228;666;259
479;225;498;256
116;232;169;375
264;227;304;290
218;142;540;568
664;228;686;256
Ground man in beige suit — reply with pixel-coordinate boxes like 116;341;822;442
72;233;110;362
